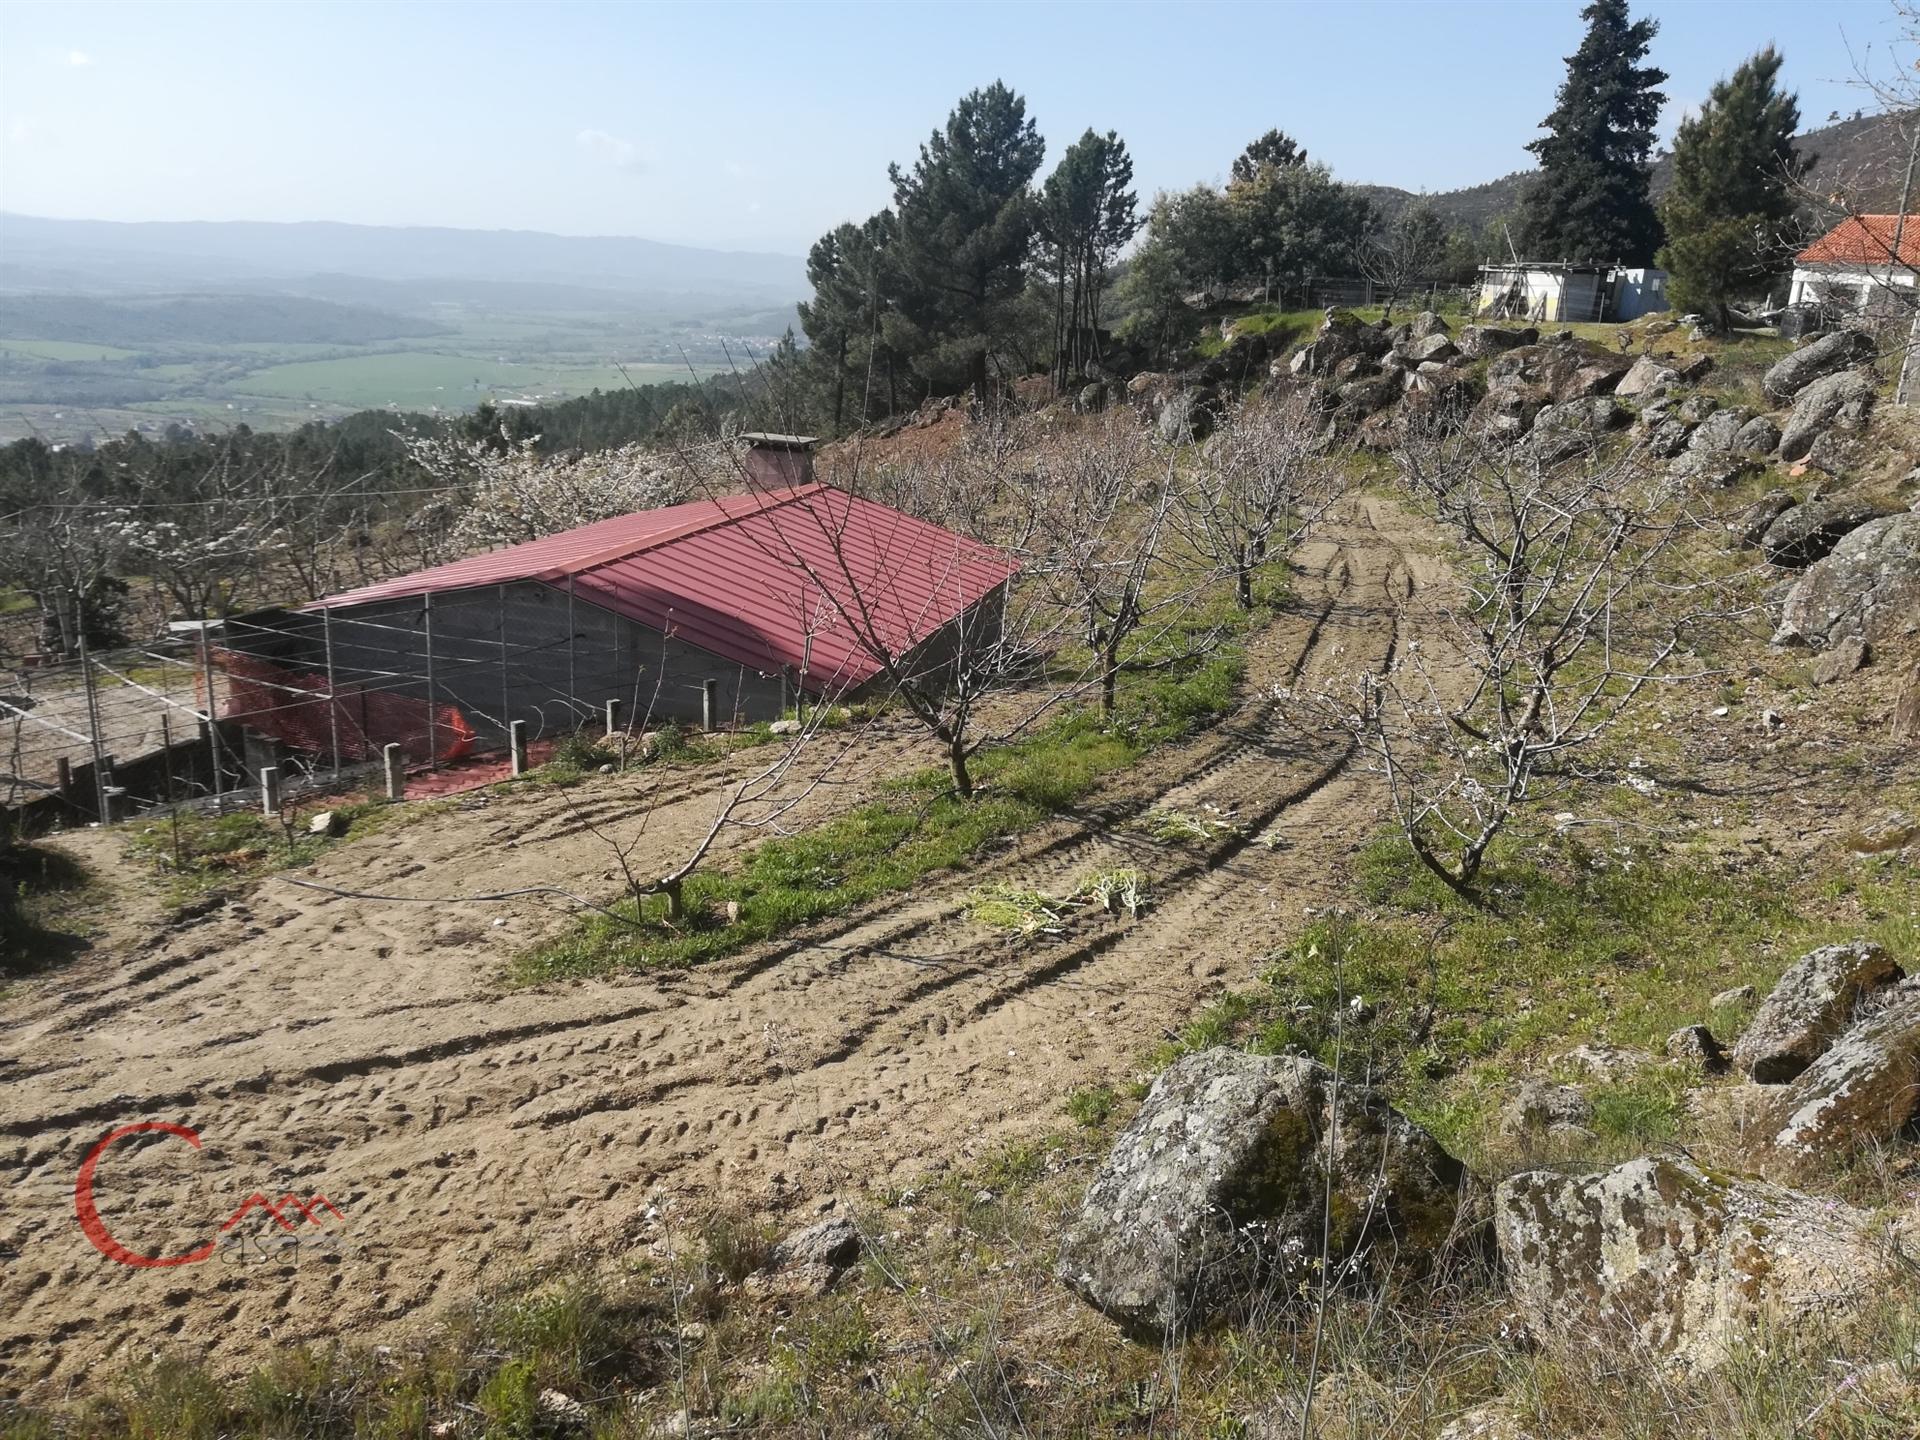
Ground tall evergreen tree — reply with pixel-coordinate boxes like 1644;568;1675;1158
1038;129;1139;388
796;212;906;430
1656;47;1807;329
1230;129;1308;185
1514;0;1667;264
886;82;1046;406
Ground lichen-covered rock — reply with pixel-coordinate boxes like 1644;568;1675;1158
1407;333;1457;365
1763;327;1877;401
768;1216;860;1271
1811;635;1869;685
1778;369;1877;462
1526;397;1628;463
1687;408;1748;453
1458;325;1536;358
1760;499;1896;568
1497;1079;1595;1140
1732;940;1902;1083
1494;1155;1895;1370
1665;1024;1729;1073
1745;991;1920;1180
1775;514;1920;650
1056;1049;1471;1335
1410;310;1452;341
1614;353;1679;398
1725;492;1798;549
1644;417;1694;458
1732;414;1781;455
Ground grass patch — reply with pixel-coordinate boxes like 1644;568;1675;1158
0;835;97;973
513;589;1262;985
125;801;393;911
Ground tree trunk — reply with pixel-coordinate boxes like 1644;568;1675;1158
948;735;973;799
659;876;684;921
1235;564;1253;610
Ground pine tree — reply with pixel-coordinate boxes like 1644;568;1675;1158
1230;129;1308;185
796;212;904;430
1656;47;1807;329
1038;129;1140;388
1514;0;1667;264
886;82;1047;406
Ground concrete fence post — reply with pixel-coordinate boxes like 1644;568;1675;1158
701;678;718;732
260;766;281;818
101;786;127;824
509;720;529;777
383;744;404;802
605;698;623;737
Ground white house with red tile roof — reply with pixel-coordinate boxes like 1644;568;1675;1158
1790;214;1920;310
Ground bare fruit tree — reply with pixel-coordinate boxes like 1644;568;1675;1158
1175;390;1343;610
1352;427;1712;899
1023;412;1195;719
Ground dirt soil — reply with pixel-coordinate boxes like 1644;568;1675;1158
0;498;1441;1397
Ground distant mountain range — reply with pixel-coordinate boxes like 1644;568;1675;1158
0;214;809;318
1359;110;1914;240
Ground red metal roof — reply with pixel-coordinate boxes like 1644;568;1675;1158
1796;214;1920;268
306;484;1016;692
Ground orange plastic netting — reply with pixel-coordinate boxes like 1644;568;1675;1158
214;650;475;763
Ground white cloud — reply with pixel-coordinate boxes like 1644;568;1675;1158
67;49;94;67
575;128;644;173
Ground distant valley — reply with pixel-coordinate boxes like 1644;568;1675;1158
0;215;807;443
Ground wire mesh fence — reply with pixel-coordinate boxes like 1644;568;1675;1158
3;584;797;833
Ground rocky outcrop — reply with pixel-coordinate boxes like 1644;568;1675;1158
1778;369;1877;462
1732;940;1903;1082
1763;327;1877;402
1526;396;1627;463
1665;1024;1729;1073
1761;498;1896;568
1290;310;1391;379
1776;513;1920;650
1745;990;1920;1180
1409;311;1451;341
1056;1049;1472;1334
1811;635;1869;684
1494;1155;1897;1370
1408;333;1458;365
1686;408;1748;454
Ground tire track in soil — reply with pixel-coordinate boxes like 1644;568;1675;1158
0;499;1437;1395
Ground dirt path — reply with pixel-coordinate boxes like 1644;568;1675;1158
0;497;1443;1396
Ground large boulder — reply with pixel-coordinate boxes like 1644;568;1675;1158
1458;325;1536;359
1614;353;1680;399
1686;408;1749;454
1526;397;1628;463
1409;310;1452;341
1775;513;1920;649
1763;327;1878;402
1778;369;1877;462
1056;1049;1472;1335
1732;414;1781;456
1408;333;1458;365
1745;990;1920;1180
1761;498;1897;568
1731;940;1903;1082
1494;1155;1898;1370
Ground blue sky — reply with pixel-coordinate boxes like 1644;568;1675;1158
0;0;1904;255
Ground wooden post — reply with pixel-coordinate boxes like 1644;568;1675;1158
55;756;72;801
422;594;438;772
197;619;225;804
509;719;529;777
383;744;405;802
260;765;281;818
322;607;342;782
605;698;623;737
701;678;718;732
779;670;789;720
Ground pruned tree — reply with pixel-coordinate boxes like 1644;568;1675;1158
1361;202;1450;320
1175;391;1343;610
1350;427;1711;898
1024;414;1191;719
